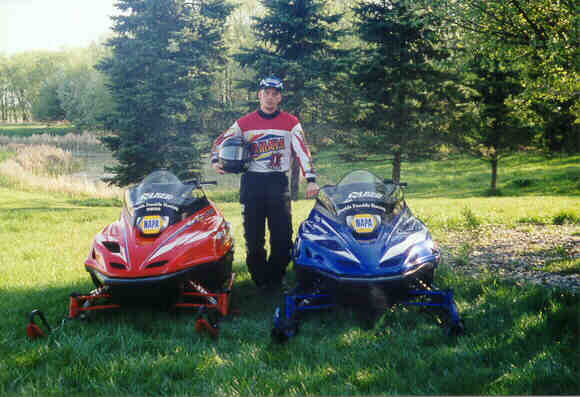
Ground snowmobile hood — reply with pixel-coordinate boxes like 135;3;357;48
85;171;233;280
293;170;439;279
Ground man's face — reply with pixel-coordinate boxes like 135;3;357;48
258;87;282;114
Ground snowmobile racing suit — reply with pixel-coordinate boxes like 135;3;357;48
211;109;316;288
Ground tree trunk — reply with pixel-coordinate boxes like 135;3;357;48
290;158;300;201
392;150;401;184
490;156;498;191
290;107;303;201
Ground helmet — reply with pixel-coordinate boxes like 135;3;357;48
259;76;284;91
218;136;249;174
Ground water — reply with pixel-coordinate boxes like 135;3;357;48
72;151;115;182
71;150;241;190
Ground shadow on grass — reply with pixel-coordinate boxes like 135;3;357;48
2;267;580;396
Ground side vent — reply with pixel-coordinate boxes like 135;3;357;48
146;260;168;269
102;241;121;253
110;262;126;270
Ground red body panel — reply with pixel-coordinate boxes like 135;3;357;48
85;200;233;281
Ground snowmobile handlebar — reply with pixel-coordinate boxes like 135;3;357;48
383;179;407;188
182;179;218;186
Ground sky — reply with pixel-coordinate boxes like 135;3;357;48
0;0;118;55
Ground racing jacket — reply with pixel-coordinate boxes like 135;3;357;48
210;110;316;182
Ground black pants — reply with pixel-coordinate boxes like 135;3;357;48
240;172;292;287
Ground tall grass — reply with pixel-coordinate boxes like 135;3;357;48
0;145;122;201
0;131;107;153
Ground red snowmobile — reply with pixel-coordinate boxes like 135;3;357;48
68;170;235;337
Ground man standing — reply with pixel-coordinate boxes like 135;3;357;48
211;76;319;291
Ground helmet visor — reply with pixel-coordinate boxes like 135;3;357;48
259;77;283;91
219;144;245;161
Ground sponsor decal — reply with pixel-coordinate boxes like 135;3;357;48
347;191;384;200
139;215;163;234
350;214;377;233
337;202;387;215
140;192;174;201
251;137;285;155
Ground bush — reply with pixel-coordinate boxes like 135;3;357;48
552;211;579;225
461;206;481;229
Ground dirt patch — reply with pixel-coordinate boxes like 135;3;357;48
438;224;580;292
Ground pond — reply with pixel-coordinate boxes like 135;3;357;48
71;150;241;191
72;151;115;182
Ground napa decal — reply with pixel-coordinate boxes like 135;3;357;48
349;214;378;234
138;215;167;235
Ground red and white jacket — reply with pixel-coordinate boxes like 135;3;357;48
211;110;316;181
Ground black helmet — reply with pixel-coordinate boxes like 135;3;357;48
259;76;284;91
218;136;249;174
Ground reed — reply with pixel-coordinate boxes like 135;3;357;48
0;145;122;200
0;131;107;153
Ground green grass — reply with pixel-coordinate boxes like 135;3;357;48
0;123;77;137
544;258;580;274
1;137;579;395
311;147;580;199
1;185;579;396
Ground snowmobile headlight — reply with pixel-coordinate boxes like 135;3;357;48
137;215;169;236
404;245;432;268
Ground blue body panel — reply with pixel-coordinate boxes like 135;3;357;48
293;207;438;281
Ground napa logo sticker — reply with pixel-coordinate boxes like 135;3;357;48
350;214;377;233
139;215;165;235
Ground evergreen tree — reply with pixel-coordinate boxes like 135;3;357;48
97;0;233;186
349;0;452;183
235;0;344;199
450;57;533;192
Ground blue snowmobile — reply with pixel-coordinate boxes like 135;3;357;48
272;170;464;342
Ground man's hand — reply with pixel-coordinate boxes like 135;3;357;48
306;182;319;199
212;162;225;175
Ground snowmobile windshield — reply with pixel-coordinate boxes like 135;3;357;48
317;170;405;234
124;170;209;235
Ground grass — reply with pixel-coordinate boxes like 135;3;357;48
1;126;579;395
310;146;580;199
0;122;77;137
1;186;579;396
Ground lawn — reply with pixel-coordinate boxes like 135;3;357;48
1;185;579;396
0;122;77;138
1;127;579;395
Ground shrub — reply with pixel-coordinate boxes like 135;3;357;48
509;178;537;188
552;211;579;225
461;206;481;229
517;216;547;225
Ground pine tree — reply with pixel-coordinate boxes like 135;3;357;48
97;0;233;186
235;0;344;199
451;57;533;192
350;0;451;183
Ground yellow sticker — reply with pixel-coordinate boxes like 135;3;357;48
351;214;377;233
140;215;162;234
